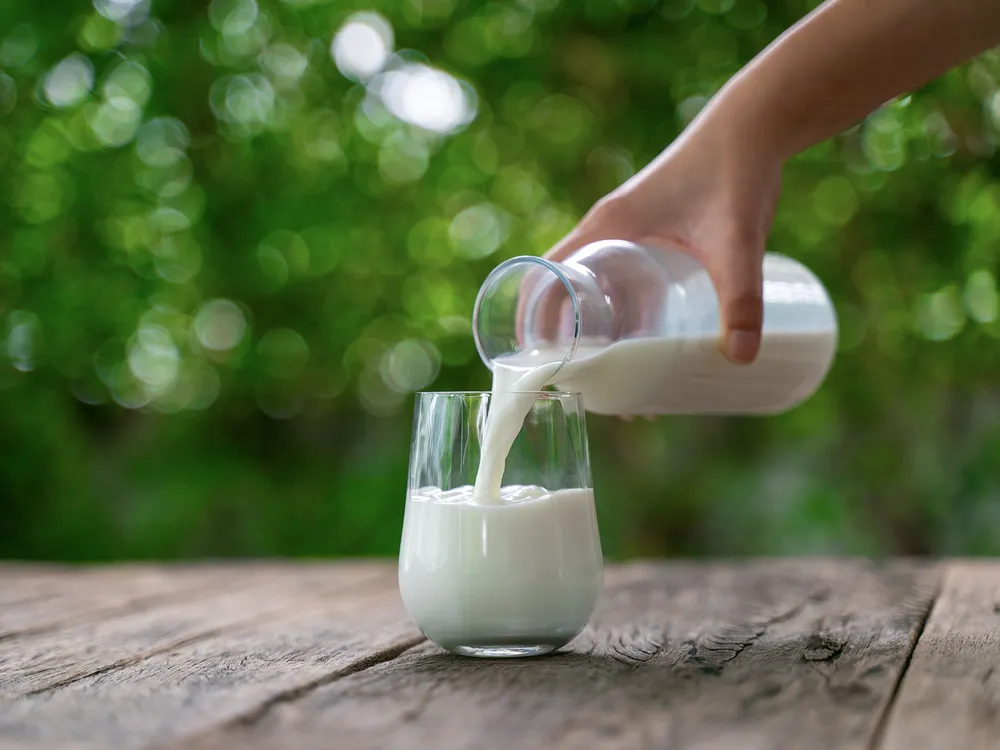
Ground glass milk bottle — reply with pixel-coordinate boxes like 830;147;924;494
473;239;838;416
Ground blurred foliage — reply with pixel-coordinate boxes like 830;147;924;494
3;0;1000;560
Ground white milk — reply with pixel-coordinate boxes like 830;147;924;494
398;484;602;653
504;329;838;417
472;328;836;501
401;328;834;652
471;358;563;503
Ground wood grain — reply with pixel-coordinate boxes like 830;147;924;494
0;564;423;750
180;560;938;750
0;565;253;640
3;561;975;750
880;561;1000;750
0;564;397;695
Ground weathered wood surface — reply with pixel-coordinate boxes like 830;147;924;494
0;561;994;750
881;561;1000;749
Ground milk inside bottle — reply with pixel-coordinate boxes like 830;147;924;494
473;240;838;417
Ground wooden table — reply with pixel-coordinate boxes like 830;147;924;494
0;561;998;750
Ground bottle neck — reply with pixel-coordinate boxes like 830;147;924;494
473;256;614;372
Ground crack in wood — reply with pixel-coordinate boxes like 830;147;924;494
865;574;941;750
20;571;392;696
679;598;809;675
223;635;426;728
23;627;237;695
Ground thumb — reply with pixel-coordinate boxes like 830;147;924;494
703;239;764;365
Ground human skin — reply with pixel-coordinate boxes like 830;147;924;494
544;0;1000;364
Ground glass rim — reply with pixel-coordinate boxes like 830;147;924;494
472;254;580;373
414;389;581;398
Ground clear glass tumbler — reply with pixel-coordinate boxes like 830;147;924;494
399;391;603;658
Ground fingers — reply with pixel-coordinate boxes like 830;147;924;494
544;195;632;260
703;234;764;365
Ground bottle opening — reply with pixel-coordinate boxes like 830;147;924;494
473;255;612;372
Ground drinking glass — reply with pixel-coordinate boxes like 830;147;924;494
399;391;603;658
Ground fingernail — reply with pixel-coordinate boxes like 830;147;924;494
725;330;760;364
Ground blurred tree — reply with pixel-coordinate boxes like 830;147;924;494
2;0;1000;560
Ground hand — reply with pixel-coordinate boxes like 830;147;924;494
544;111;783;364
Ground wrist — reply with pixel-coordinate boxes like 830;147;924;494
677;82;788;191
695;76;792;168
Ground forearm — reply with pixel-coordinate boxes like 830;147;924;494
701;0;1000;161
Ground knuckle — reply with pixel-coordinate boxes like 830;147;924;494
725;292;763;330
584;193;634;234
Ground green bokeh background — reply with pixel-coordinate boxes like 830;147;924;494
3;0;1000;561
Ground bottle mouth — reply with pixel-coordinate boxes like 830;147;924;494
473;255;582;373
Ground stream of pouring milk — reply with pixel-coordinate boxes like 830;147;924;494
470;358;562;503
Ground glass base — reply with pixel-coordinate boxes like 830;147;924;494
449;644;557;659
